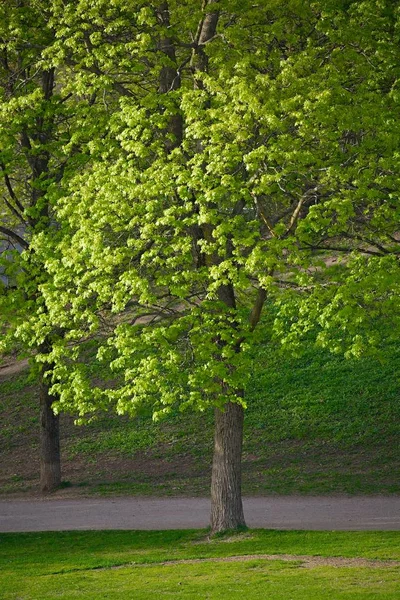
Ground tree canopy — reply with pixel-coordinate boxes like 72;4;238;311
30;0;400;408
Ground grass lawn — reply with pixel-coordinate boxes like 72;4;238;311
1;530;399;599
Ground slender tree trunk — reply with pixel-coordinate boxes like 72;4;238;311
210;400;246;533
39;369;61;493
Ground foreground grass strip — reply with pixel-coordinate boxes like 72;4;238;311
2;559;399;600
1;530;399;599
2;529;400;575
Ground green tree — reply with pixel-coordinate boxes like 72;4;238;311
26;0;400;530
0;0;103;491
0;0;166;491
0;0;65;492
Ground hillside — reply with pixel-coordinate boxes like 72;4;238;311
0;342;399;497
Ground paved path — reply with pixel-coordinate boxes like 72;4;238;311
0;496;399;532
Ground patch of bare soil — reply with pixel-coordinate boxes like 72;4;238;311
106;554;400;570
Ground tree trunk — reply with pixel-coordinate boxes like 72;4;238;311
39;372;61;493
210;400;246;533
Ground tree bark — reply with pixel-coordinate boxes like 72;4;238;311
210;400;246;533
39;369;61;493
157;2;183;150
157;0;246;533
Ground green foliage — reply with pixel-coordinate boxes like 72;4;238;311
274;254;400;358
0;0;117;360
1;1;399;430
13;0;395;422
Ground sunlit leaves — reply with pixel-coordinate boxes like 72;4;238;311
3;0;398;419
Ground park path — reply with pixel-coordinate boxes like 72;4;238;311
0;496;399;532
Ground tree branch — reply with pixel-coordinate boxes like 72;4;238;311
285;196;304;236
342;232;390;255
3;196;27;225
191;0;220;84
0;225;29;249
301;243;381;256
249;287;267;331
252;194;276;237
0;161;26;215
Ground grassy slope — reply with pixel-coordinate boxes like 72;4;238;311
0;340;399;496
1;530;399;600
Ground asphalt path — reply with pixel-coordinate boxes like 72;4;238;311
0;496;399;532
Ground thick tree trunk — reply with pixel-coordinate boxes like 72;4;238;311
39;372;61;493
158;0;245;534
210;400;246;533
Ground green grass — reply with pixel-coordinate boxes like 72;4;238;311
1;339;399;496
1;530;399;599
